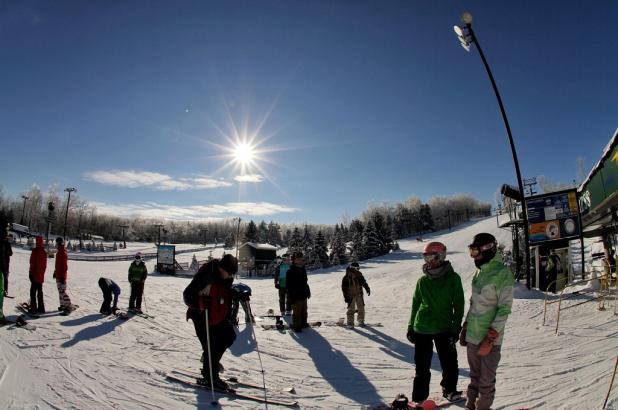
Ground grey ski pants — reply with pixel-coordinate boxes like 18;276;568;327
465;343;501;410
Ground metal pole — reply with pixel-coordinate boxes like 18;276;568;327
20;195;28;225
466;23;532;289
235;217;242;260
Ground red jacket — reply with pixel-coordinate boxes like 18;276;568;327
30;236;47;283
54;245;68;281
200;281;232;326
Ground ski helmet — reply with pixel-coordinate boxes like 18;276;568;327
422;241;447;265
56;237;64;246
469;233;497;267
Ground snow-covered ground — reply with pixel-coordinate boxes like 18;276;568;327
1;217;616;409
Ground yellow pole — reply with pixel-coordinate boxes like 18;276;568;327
603;355;618;409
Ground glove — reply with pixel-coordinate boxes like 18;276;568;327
307;291;311;299
275;284;280;289
366;288;371;296
477;328;499;356
344;297;351;304
406;329;416;344
459;322;468;346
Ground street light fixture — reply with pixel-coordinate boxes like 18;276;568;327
63;187;77;241
453;12;532;289
20;195;29;225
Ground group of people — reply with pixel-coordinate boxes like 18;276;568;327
407;232;513;410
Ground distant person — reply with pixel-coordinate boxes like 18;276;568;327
286;251;311;333
341;262;370;328
460;233;513;410
29;236;47;313
183;254;238;390
407;241;465;407
274;254;291;316
128;252;148;313
545;249;561;293
3;230;12;297
98;277;121;315
53;237;74;312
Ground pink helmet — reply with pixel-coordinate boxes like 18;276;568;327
422;242;447;265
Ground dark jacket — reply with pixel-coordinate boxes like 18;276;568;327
30;236;47;283
184;259;234;326
341;270;370;303
286;264;310;303
128;261;148;283
2;238;12;274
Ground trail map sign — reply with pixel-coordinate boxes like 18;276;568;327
157;244;176;274
525;189;581;244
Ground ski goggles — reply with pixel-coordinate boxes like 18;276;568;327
422;253;442;263
468;242;495;257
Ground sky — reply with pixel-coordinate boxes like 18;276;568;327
1;1;617;224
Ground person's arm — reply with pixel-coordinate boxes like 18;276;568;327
490;269;513;334
408;282;421;331
452;275;465;334
360;273;370;295
274;267;280;288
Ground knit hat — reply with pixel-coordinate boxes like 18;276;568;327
219;254;238;275
56;237;64;245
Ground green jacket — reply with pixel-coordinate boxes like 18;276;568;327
128;261;148;283
464;254;513;345
408;262;465;335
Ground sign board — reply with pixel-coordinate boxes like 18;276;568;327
525;189;581;244
157;245;176;274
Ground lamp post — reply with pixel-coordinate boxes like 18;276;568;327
20;195;29;225
63;187;77;241
153;224;163;245
234;217;242;260
118;224;128;248
46;201;56;253
454;12;531;289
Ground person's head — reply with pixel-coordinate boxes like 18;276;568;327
218;254;238;278
134;252;142;264
292;251;305;266
422;242;447;268
98;277;106;287
347;262;360;276
35;235;44;248
282;253;290;263
56;237;64;247
468;233;497;268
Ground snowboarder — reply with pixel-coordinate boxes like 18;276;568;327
274;253;291;315
183;254;238;390
98;277;121;315
286;251;311;333
460;233;513;410
341;262;370;327
29;235;47;313
230;282;253;325
3;229;12;297
407;241;465;407
53;237;73;312
128;252;147;313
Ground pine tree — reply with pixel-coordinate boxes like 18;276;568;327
258;221;268;243
224;233;236;249
243;220;258;242
267;221;281;245
420;204;434;232
362;220;381;258
288;227;302;254
313;231;330;268
330;227;347;266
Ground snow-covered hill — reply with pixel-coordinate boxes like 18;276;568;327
1;217;616;409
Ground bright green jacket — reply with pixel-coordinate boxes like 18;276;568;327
408;262;465;335
128;261;148;283
464;254;513;345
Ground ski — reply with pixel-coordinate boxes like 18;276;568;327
368;393;465;409
322;320;383;328
166;372;298;407
0;315;36;331
4;295;15;299
127;310;154;319
261;321;322;331
171;368;295;393
16;302;40;318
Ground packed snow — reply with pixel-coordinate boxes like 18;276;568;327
0;217;616;409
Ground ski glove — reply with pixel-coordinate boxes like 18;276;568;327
344;297;351;304
366;288;371;296
275;283;280;289
477;328;499;356
459;322;468;346
406;329;416;344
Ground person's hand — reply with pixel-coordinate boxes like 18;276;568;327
477;328;499;356
406;329;416;344
366;288;371;296
275;284;280;289
459;322;468;346
344;297;351;304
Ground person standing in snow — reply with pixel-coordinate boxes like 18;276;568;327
183;254;238;390
0;225;7;321
98;277;121;315
128;252;148;313
407;241;465;407
460;233;513;410
29;235;47;313
341;262;370;327
285;251;311;333
53;237;73;312
3;230;12;297
274;253;291;316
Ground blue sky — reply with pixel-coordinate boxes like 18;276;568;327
1;1;616;224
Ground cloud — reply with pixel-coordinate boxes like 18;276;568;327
90;201;299;220
84;170;231;190
234;174;264;183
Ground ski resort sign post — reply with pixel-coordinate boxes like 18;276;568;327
157;244;176;274
525;189;582;245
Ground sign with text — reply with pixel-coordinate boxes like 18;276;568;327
157;245;175;265
525;190;581;244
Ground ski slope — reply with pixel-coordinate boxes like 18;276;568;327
0;217;616;409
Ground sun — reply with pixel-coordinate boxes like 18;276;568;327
234;142;255;165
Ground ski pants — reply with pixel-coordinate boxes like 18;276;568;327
465;343;501;410
412;332;459;403
56;279;72;308
191;312;236;377
278;288;290;314
29;280;44;312
0;271;4;318
291;299;308;330
99;281;120;313
346;294;365;325
129;281;144;310
2;268;8;295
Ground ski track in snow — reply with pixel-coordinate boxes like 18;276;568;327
1;217;617;409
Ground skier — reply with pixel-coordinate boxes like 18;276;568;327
460;233;513;410
53;237;74;312
274;253;291;315
3;229;12;297
285;251;311;333
230;282;253;325
183;254;238;390
98;277;121;315
29;235;47;313
128;252;147;313
407;241;465;408
341;262;370;327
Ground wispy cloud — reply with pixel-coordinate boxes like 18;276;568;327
234;174;264;183
84;170;232;190
90;201;299;220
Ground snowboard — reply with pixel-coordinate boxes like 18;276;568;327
16;302;41;318
261;321;322;331
59;304;79;316
0;315;36;331
113;311;129;320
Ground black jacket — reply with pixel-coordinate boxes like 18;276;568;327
341;271;370;303
183;259;233;310
286;264;310;303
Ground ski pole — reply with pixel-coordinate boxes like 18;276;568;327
204;308;218;406
247;317;269;409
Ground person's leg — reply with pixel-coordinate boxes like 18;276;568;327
465;344;481;409
346;298;356;325
135;282;144;310
278;288;286;314
0;271;4;319
412;333;434;403
3;269;8;296
434;332;459;394
291;300;302;330
284;289;291;313
300;299;308;327
357;295;365;325
36;282;45;312
30;281;37;310
475;344;502;410
57;280;71;308
128;282;136;310
209;323;237;377
100;283;112;313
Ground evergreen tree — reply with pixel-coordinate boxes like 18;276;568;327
420;204;434;232
243;220;259;242
258;220;268;243
224;232;236;249
313;231;330;268
362;220;381;258
267;221;281;245
330;227;347;265
288;227;303;254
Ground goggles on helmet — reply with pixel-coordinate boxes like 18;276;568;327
422;252;444;264
468;242;495;257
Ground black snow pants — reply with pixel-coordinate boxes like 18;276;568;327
190;310;236;378
413;332;459;403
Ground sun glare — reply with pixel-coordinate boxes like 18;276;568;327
234;142;255;165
